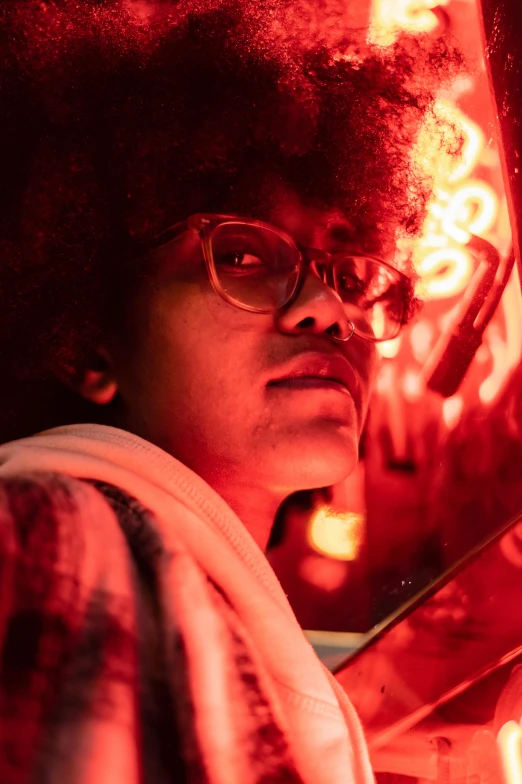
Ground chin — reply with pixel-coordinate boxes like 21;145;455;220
270;429;359;493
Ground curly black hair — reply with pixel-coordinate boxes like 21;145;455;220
0;0;462;442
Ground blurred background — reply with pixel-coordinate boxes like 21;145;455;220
267;0;521;655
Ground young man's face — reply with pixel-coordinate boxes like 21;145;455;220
102;193;379;498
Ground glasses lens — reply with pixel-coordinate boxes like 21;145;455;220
332;255;405;341
209;222;300;311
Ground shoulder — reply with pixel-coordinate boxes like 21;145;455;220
0;469;113;511
0;470;119;553
0;474;142;779
0;471;137;652
0;472;127;603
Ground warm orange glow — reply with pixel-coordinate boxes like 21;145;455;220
308;507;364;561
372;302;387;341
442;394;463;429
402;369;422;400
369;0;448;45
370;0;516;414
410;320;434;363
412;103;497;302
416;247;473;299
498;721;522;784
442;182;498;244
377;335;401;359
375;363;394;395
298;555;348;591
415;102;480;187
443;105;484;184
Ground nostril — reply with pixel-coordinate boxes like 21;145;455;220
326;323;343;338
297;317;315;329
328;320;355;342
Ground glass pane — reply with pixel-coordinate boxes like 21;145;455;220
335;515;522;779
268;0;519;637
265;0;522;777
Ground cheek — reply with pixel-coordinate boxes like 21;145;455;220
134;287;262;405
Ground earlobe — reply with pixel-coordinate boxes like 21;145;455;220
57;347;119;406
77;368;118;405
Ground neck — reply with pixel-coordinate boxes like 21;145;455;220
209;479;284;552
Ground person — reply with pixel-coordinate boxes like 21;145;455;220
0;1;460;781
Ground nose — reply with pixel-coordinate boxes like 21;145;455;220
275;268;354;340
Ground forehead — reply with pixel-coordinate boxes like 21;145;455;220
266;190;382;256
144;187;393;284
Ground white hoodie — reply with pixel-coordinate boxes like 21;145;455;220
0;423;373;784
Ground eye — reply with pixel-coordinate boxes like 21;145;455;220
217;251;265;268
338;273;365;292
337;272;367;299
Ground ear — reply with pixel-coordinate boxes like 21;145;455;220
58;347;118;406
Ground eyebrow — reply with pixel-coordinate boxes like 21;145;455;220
326;222;358;244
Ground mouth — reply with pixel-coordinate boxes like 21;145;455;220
267;376;350;393
266;352;360;404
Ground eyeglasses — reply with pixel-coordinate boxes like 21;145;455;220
148;213;412;342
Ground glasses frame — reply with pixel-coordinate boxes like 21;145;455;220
148;212;411;342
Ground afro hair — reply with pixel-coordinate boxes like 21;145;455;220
0;0;462;441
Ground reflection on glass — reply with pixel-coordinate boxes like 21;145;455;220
331;1;522;777
336;514;522;780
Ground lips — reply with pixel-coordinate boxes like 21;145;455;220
267;351;360;407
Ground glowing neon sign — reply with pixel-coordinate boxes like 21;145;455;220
370;2;520;410
498;720;522;784
416;246;473;299
369;0;449;45
414;104;497;300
